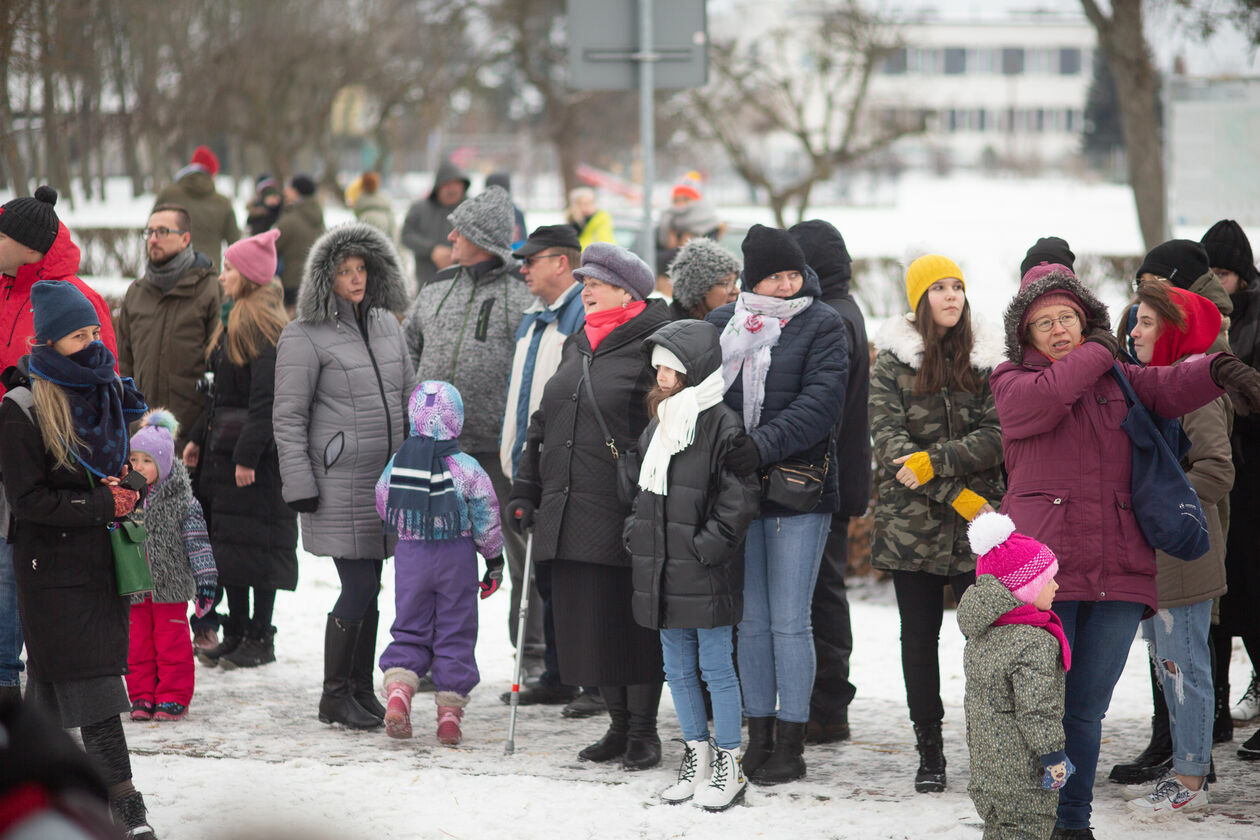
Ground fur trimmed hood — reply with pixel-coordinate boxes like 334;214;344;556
1001;268;1110;364
296;223;408;324
873;312;1006;371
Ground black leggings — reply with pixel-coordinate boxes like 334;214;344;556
1211;624;1260;697
891;568;975;725
80;715;132;787
225;585;276;629
331;558;383;620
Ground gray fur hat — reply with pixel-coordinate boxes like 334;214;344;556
297;223;408;324
447;185;516;265
573;242;655;300
668;238;742;311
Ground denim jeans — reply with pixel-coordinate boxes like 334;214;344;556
0;540;23;687
661;626;742;750
737;513;830;723
1142;600;1213;778
1052;599;1145;831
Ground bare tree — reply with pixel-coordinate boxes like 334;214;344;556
0;0;34;194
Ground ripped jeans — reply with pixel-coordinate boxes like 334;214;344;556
1140;599;1213;779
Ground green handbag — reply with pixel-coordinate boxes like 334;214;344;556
111;517;152;596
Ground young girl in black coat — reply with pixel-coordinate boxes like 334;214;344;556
625;319;760;812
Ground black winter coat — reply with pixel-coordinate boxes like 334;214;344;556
513;300;673;566
190;338;298;590
0;392;127;682
625;320;761;630
706;268;849;517
1222;280;1260;632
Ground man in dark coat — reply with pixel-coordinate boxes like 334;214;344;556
402;160;471;288
789;220;870;743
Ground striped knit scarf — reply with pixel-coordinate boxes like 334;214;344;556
384;436;465;540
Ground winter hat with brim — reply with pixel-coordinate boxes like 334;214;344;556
1201;219;1258;285
905;254;964;311
32;280;99;344
969;512;1059;605
669;238;742;311
513;224;581;258
447;185;517;266
1020;236;1075;279
1137;239;1210;289
573;241;655;300
225;229;281;285
741;224;806;288
130;409;179;483
0;185;60;255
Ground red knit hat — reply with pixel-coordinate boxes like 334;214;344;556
968;512;1059;605
1148;287;1221;367
672;170;703;202
191;145;220;176
224;229;280;285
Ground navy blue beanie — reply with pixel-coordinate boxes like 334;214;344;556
32;281;99;344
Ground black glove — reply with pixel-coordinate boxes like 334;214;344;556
1211;354;1260;416
506;498;536;534
1082;327;1119;359
726;434;761;476
479;556;504;600
288;497;319;514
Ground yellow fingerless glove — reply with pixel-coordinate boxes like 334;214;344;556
904;451;934;485
951;489;988;521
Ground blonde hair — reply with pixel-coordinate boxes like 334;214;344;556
207;278;289;366
30;375;85;471
566;187;596;225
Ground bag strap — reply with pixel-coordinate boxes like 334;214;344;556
580;354;619;461
1;386;34;421
1109;362;1140;407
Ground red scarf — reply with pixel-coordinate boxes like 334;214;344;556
584;300;646;351
993;605;1072;671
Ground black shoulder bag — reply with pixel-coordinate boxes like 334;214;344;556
581;355;639;506
762;429;832;513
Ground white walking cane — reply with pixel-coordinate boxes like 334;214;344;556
505;529;534;755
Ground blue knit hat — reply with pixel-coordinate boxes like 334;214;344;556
31;281;99;344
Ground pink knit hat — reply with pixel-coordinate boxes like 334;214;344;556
224;229;281;285
968;512;1059;604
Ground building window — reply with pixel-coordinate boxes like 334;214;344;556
1034;108;1045;131
944;47;966;75
882;47;907;74
1002;47;1024;75
946;109;958;132
912;47;943;74
1065;109;1079;131
1059;47;1082;75
967;48;996;74
975;109;988;131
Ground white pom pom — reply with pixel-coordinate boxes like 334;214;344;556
968;511;1016;557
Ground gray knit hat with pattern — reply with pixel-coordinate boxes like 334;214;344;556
668;238;742;311
448;185;517;266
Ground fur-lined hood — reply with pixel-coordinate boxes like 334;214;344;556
1001;268;1110;364
296;223;408;324
874;312;1006;371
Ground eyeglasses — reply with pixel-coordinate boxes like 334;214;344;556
522;253;564;268
141;227;186;239
1031;312;1079;333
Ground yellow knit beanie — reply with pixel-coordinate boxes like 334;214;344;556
905;254;965;311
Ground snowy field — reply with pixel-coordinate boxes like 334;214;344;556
115;555;1260;840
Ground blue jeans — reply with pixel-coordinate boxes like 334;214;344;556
1052;599;1145;831
0;540;23;687
1141;600;1213;778
661;626;742;750
737;513;830;723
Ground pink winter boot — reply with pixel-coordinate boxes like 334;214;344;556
382;668;419;740
435;691;468;745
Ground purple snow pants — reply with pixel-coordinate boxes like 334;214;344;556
379;537;480;695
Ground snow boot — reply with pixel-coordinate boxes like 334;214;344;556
695;742;747;811
383;668;418;739
111;789;156;839
153;702;187;721
317;614;382;730
806;707;851;744
218;623;275;670
749;719;806;786
129;700;154;722
659;739;711;804
435;691;467;745
741;715;776;776
623;681;662;770
913;721;946;792
579;685;629;762
352;608;386;721
196;615;243;667
1109;659;1172;783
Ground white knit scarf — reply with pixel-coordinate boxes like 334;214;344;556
719;292;813;431
638;367;727;495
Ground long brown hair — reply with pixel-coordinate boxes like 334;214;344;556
206;278;289;366
912;295;982;395
1134;279;1186;333
645;372;689;419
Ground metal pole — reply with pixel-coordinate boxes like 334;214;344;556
504;531;534;755
638;0;656;272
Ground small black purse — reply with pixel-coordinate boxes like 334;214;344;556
762;432;832;513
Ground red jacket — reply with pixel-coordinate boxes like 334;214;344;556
0;218;117;397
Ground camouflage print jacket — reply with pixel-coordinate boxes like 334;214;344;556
869;315;1006;575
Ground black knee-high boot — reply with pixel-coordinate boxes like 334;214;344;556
623;680;663;770
352;608;386;720
318;614;382;729
579;685;629;762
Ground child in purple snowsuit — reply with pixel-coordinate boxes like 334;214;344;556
376;380;504;745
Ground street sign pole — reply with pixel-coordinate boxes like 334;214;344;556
637;0;656;272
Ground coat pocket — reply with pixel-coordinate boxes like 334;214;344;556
1003;488;1070;556
1113;489;1156;573
323;431;345;473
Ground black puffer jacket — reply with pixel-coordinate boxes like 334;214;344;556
513;300;672;566
626;320;761;630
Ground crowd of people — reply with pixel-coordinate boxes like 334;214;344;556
1;157;1260;840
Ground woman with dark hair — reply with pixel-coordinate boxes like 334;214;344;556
869;254;1005;793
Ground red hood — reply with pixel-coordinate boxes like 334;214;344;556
1150;287;1221;367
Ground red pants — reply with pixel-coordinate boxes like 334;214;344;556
127;597;195;706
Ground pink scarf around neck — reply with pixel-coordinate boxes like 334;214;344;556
993;605;1072;671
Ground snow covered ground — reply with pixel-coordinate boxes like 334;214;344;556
116;555;1259;840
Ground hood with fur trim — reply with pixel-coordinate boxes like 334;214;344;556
1001;268;1110;364
874;312;1006;371
296;223;408;324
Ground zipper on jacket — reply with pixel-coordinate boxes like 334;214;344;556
447;281;478;378
357;310;394;450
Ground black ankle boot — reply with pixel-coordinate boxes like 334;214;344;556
742;716;776;776
913;722;946;793
1110;660;1172;783
749;719;807;786
318;615;382;730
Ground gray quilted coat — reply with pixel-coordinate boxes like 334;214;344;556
273;224;412;560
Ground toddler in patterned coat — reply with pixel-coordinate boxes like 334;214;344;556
375;380;504;745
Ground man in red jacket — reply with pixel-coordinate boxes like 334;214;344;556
0;185;118;704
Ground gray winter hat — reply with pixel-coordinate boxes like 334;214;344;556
669;199;723;238
447;185;516;265
668;238;742;311
573;242;655;300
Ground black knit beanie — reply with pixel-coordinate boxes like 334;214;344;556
1019;236;1075;279
291;174;317;197
1136;239;1210;289
0;185;60;254
1201;219;1258;285
741;224;806;287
